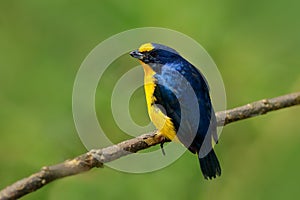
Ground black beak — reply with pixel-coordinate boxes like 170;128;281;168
130;50;144;60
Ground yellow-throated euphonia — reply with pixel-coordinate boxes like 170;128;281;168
130;43;221;179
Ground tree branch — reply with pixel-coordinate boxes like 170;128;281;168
0;92;299;200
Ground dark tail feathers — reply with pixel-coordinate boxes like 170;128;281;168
199;149;221;180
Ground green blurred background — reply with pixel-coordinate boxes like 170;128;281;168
1;0;300;199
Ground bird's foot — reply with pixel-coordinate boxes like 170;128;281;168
155;134;171;156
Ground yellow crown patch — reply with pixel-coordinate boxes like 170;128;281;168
138;43;154;52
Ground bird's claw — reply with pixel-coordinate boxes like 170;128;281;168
157;135;171;156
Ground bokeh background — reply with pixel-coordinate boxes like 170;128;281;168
1;0;300;199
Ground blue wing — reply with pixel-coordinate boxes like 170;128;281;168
153;62;218;153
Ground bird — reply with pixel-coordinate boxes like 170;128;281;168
130;43;221;179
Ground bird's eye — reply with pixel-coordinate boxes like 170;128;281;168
150;51;158;57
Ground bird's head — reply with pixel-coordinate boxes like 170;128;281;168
130;43;180;64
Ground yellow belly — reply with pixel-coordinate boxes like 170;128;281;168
149;106;177;140
141;61;177;140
